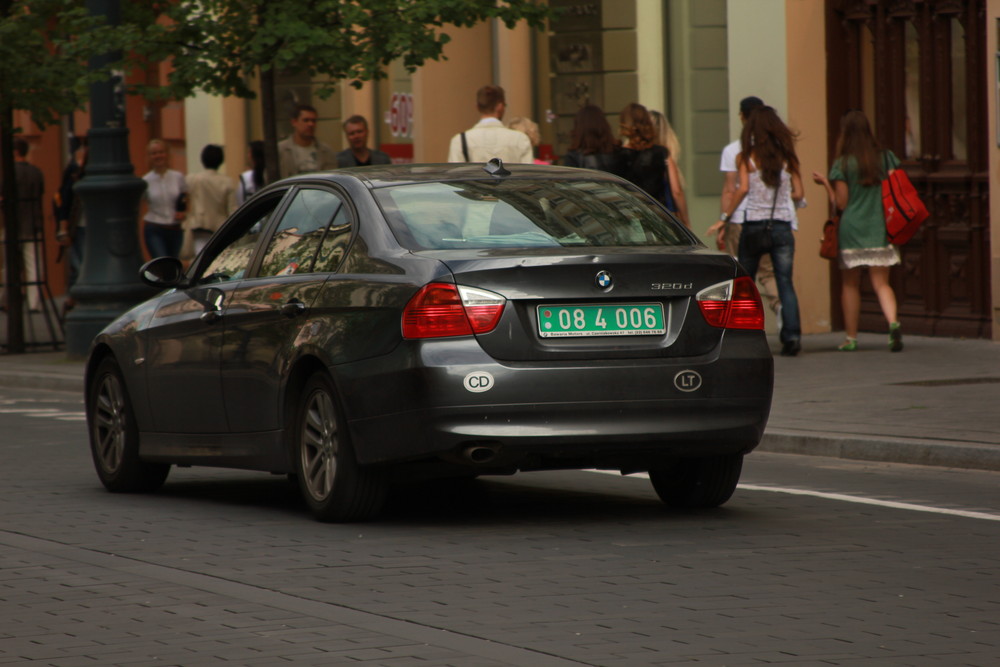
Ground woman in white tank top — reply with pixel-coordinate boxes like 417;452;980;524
716;106;805;357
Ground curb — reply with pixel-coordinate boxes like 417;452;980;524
759;428;1000;472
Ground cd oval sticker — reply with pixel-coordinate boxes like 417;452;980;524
463;371;495;393
674;370;702;393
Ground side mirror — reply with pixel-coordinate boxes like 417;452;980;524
140;256;186;288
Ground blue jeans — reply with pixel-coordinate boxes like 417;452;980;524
738;220;800;344
144;222;183;259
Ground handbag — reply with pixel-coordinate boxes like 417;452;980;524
881;153;928;245
819;216;839;260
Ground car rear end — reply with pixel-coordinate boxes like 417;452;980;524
340;166;773;473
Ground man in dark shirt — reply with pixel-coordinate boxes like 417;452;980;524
336;115;392;168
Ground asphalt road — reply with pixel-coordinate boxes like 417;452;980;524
2;387;999;666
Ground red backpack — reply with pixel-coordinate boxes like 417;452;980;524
882;154;929;245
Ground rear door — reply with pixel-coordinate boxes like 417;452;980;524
220;186;355;432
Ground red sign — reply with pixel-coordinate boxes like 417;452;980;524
385;93;414;139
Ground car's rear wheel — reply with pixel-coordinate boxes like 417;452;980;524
648;453;743;509
293;373;387;522
87;356;170;493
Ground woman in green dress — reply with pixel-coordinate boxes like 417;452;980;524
813;110;903;352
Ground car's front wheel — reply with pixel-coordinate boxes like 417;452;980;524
87;356;170;493
293;373;387;522
648;453;743;509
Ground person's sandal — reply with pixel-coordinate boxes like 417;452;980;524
838;338;857;351
889;322;903;352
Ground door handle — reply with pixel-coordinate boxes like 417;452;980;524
198;288;224;324
280;298;306;318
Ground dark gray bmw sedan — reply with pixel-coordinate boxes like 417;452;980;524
85;161;773;521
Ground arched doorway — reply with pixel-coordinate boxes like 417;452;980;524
825;0;990;338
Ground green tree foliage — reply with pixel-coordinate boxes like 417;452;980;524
0;0;138;127
134;0;553;180
140;0;551;97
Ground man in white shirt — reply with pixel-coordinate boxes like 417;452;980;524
447;85;534;164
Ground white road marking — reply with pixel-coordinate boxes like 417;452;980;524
739;484;1000;522
588;470;1000;522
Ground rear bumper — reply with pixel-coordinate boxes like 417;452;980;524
335;332;773;469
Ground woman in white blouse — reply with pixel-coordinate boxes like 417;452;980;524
712;107;805;357
142;139;186;258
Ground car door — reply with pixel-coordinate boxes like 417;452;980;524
142;192;286;433
220;186;355;433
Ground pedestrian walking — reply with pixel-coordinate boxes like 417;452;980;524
1;138;46;312
649;109;690;227
53;136;87;318
142;139;186;259
813;109;903;352
559;104;627;177
278;104;338;178
447;85;534;164
618;103;669;206
236;140;266;207
336;115;391;168
708;96;780;318
714;106;805;357
507;116;549;164
183;144;236;258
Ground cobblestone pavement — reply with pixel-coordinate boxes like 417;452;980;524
2;389;999;666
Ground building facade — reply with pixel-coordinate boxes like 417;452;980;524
10;0;1000;341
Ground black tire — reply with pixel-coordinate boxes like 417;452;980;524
292;373;387;522
87;356;170;493
648;453;743;509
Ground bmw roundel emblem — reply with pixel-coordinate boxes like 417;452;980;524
595;270;613;289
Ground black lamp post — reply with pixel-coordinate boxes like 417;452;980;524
65;0;153;357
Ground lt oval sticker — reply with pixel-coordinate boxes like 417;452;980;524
674;370;702;393
463;371;495;393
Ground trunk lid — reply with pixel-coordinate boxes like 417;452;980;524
432;247;741;361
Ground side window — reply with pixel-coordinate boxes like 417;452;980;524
259;188;348;277
199;195;282;283
313;198;353;272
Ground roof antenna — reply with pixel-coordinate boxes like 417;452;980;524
483;157;511;177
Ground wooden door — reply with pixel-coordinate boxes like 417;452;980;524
826;0;990;338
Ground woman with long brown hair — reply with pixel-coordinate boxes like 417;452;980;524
618;102;669;206
713;106;805;356
560;104;626;177
813;109;902;352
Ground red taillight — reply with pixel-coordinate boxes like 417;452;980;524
402;283;506;339
696;276;765;330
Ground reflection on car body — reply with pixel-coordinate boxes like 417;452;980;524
85;161;773;522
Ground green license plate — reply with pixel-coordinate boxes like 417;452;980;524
537;303;665;338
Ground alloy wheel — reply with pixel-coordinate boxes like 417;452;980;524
300;388;339;502
93;372;127;475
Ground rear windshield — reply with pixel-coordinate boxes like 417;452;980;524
373;178;694;250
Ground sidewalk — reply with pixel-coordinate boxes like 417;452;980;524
1;330;998;471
